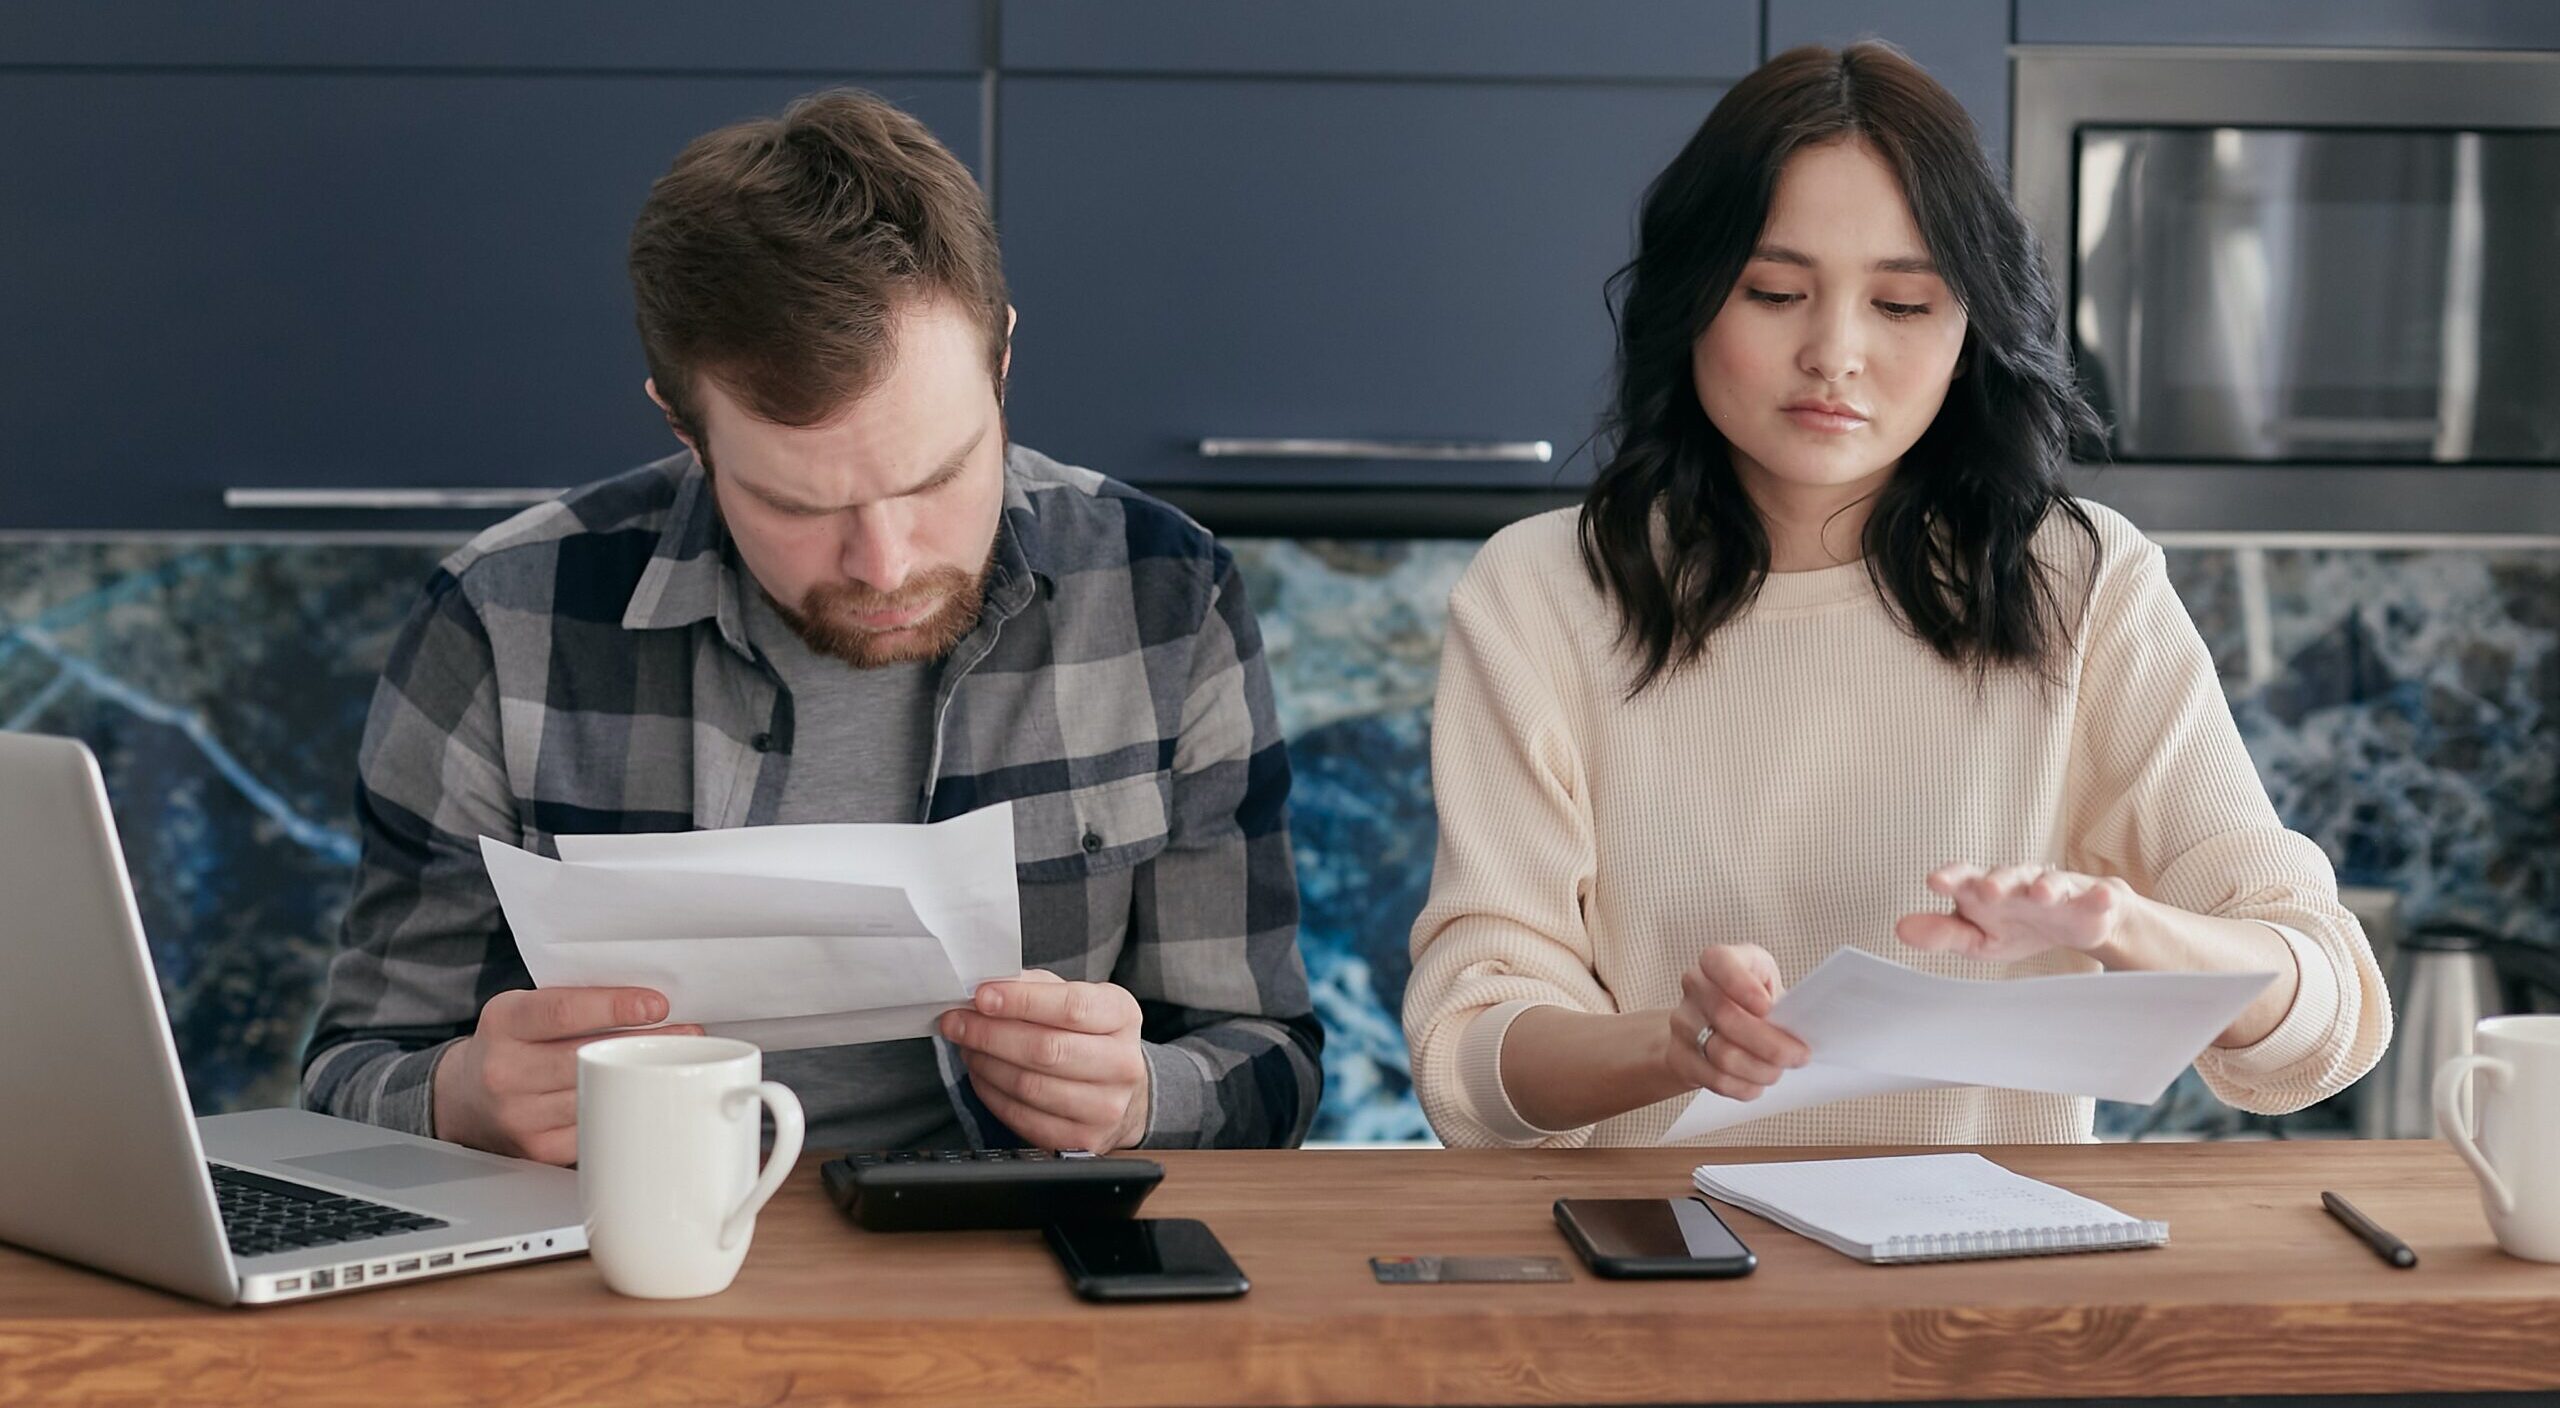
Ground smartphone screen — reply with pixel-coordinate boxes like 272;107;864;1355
1045;1217;1249;1300
1554;1197;1756;1277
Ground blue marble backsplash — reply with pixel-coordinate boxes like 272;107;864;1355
3;531;2553;1142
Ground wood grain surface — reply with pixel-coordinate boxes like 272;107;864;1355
5;1141;2557;1405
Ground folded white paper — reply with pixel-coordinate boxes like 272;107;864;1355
1660;946;2274;1143
479;804;1021;1051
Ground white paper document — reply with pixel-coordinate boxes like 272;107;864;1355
479;804;1021;1051
1660;946;2274;1143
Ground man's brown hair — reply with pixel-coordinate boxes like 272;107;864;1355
629;88;1007;441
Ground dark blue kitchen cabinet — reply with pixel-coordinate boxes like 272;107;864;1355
2017;0;2560;49
996;77;1724;517
0;2;979;72
0;2;981;532
992;4;1760;533
994;4;1756;534
0;74;979;531
1765;0;2012;166
998;0;1757;80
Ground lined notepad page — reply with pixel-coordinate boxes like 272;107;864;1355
1692;1154;2169;1264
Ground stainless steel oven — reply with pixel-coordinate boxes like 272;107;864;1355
2013;47;2560;534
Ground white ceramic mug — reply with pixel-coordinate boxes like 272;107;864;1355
577;1034;805;1298
2435;1014;2560;1263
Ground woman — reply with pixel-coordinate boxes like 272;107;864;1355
1403;42;2389;1147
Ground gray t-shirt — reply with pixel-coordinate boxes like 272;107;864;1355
743;583;962;1151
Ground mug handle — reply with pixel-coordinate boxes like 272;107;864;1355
718;1080;806;1252
2434;1054;2516;1216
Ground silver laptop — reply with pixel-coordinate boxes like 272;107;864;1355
0;731;585;1305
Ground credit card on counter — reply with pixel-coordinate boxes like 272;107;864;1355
1370;1255;1572;1284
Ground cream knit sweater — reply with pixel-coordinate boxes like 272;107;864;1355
1404;503;2391;1148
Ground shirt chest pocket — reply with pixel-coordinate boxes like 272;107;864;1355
1010;771;1173;883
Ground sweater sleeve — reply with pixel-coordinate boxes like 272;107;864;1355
1403;552;1618;1148
2061;534;2391;1114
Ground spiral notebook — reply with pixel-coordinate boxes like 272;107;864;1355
1691;1153;2169;1264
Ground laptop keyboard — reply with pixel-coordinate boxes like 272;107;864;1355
209;1163;449;1258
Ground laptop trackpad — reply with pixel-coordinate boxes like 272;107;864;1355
278;1144;507;1191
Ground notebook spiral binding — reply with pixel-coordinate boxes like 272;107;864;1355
1873;1219;2171;1264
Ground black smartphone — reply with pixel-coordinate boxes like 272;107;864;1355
1553;1197;1757;1279
1044;1217;1250;1302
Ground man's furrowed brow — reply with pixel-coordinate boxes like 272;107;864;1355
738;422;988;513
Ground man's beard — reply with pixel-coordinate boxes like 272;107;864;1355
771;557;989;669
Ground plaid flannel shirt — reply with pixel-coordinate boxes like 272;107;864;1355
303;445;1321;1149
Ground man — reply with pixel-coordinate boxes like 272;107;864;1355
302;90;1321;1159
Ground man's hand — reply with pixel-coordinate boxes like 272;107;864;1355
431;987;701;1165
1894;863;2129;964
938;970;1150;1153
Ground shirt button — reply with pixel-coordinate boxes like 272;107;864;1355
750;732;774;753
1081;829;1103;854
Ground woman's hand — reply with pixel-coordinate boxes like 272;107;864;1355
1665;942;1810;1102
1894;863;2130;964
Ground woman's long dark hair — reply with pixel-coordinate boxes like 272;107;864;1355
1579;41;2102;695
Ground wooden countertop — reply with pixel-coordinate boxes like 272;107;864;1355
6;1140;2558;1405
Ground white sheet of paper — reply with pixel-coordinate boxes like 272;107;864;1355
554;805;1021;987
479;804;1021;1051
1661;1062;1961;1140
1660;947;2274;1143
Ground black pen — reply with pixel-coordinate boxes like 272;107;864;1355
2322;1191;2417;1268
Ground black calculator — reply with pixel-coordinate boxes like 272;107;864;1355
819;1149;1164;1232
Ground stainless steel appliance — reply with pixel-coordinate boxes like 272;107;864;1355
2013;47;2560;534
2378;926;2504;1140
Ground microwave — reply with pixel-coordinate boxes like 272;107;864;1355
2013;47;2560;535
